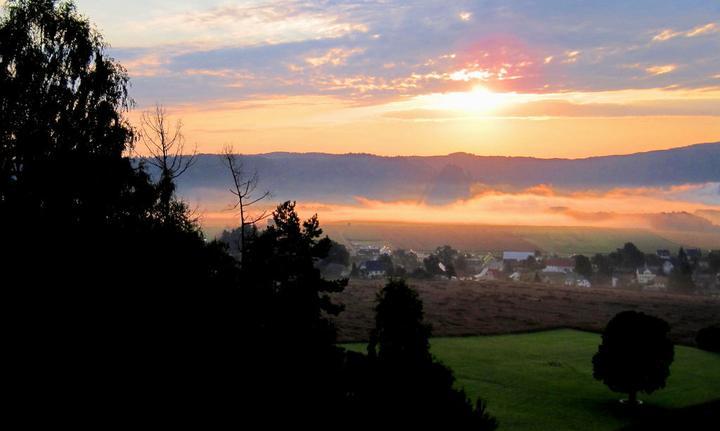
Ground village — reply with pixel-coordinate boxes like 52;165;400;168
318;241;720;294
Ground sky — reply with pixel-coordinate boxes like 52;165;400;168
52;0;720;157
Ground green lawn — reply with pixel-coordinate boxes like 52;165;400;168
344;329;720;431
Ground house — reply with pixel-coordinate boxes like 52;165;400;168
564;274;591;288
686;249;702;260
474;268;504;281
379;245;393;256
656;249;672;260
361;260;386;278
636;267;656;285
662;260;674;275
357;246;381;259
542;258;574;273
503;251;535;262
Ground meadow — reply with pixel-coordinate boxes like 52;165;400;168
345;329;720;431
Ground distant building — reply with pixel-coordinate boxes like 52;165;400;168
564;274;591;288
636;267;656;285
656;249;672;260
662;260;675;275
503;251;535;262
686;248;702;260
474;268;504;281
361;260;386;278
542;258;574;273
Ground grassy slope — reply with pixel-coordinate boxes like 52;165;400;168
345;329;720;431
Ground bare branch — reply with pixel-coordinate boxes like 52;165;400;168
221;144;271;262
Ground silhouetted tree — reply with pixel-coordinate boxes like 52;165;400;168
1;1;245;423
593;311;675;406
222;144;270;261
592;253;614;281
708;250;720;274
615;242;646;270
138;103;196;223
669;248;695;291
240;201;349;421
574;254;593;279
356;279;498;428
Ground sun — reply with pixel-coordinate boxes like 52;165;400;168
411;86;520;115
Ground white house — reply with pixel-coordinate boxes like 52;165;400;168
636;268;656;285
662;261;675;275
543;258;574;273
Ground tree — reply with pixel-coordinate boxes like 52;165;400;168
618;243;646;270
592;311;675;406
137;104;196;223
368;279;432;364
574;254;593;279
1;1;246;422
708;250;720;274
669;248;695;291
592;253;614;281
240;201;349;420
222;144;270;260
358;279;497;428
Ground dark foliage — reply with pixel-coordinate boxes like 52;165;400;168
2;2;498;426
609;243;646;271
696;326;720;353
593;311;675;405
574;254;593;279
348;279;498;429
669;248;695;291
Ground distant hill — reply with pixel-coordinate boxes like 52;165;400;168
169;142;720;204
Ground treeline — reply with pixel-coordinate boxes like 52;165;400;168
1;1;496;427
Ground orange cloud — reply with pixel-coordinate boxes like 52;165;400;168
645;64;677;76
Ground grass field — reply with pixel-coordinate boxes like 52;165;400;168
344;329;720;431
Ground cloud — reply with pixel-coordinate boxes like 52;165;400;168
652;22;719;42
305;48;365;67
119;1;369;49
458;12;472;22
645;64;677;76
686;22;719;37
652;29;682;42
562;50;581;64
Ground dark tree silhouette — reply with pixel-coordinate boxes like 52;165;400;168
1;1;244;422
355;279;498;429
669;248;695;291
138;103;196;223
593;311;675;406
574;254;593;279
222;144;270;260
369;279;432;364
239;201;349;421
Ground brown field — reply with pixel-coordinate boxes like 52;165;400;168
334;280;720;345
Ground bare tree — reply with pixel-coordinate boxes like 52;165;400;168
222;144;270;260
138;104;197;219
